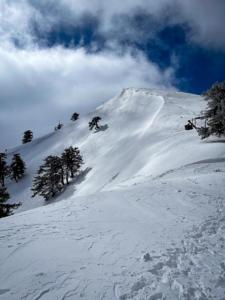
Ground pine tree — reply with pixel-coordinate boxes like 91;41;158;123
55;122;63;131
89;116;101;130
22;130;33;144
0;203;20;218
71;112;79;121
53;155;65;186
0;186;20;218
0;152;8;187
10;154;26;182
62;147;83;183
0;186;10;218
32;155;64;200
200;81;225;138
0;186;9;203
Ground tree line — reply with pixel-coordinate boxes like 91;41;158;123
1;111;102;218
21;112;102;144
0;145;84;218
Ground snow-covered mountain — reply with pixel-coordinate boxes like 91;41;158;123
1;88;225;299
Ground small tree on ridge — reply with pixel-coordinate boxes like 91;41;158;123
71;112;79;122
89;116;101;130
22;130;33;144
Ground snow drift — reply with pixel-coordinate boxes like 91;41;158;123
1;88;225;299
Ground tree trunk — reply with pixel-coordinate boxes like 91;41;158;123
70;168;74;178
1;176;5;187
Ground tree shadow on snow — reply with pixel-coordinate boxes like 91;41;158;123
203;139;225;143
44;167;92;206
73;167;92;185
94;124;108;133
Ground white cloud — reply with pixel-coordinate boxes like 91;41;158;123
0;1;37;48
0;0;224;148
0;46;174;148
0;0;175;148
1;0;225;51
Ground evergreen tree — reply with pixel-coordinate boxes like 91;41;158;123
0;152;8;187
32;155;64;200
89;116;101;130
200;81;225;138
0;203;20;218
71;112;79;121
62;147;83;183
22;130;33;144
10;154;26;182
0;186;20;218
53;155;65;186
55;122;63;131
0;185;10;218
0;186;9;203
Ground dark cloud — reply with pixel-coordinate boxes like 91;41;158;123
177;0;225;50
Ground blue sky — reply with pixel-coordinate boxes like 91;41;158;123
54;17;225;94
30;2;225;94
0;0;225;147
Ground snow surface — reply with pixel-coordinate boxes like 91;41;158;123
1;88;225;299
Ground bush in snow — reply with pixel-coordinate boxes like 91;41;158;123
89;116;101;130
71;112;79;121
10;154;26;182
200;81;225;139
22;130;33;144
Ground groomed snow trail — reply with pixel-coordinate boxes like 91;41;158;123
1;88;225;299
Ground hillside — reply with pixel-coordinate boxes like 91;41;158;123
1;88;225;299
6;88;224;212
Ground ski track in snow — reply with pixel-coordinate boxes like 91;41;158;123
1;170;225;300
115;201;225;300
0;88;225;299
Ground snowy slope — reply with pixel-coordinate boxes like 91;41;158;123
6;88;224;212
1;88;225;300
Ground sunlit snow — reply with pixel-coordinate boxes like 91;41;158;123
1;88;225;299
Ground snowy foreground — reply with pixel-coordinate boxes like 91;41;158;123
1;88;225;299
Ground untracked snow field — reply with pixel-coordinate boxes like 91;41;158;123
1;89;225;299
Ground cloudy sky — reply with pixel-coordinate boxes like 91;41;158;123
0;0;225;148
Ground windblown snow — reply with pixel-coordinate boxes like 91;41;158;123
1;88;225;300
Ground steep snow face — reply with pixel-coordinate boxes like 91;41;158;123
6;88;224;211
1;88;225;300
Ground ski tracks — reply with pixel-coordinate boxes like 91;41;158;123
115;200;225;300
